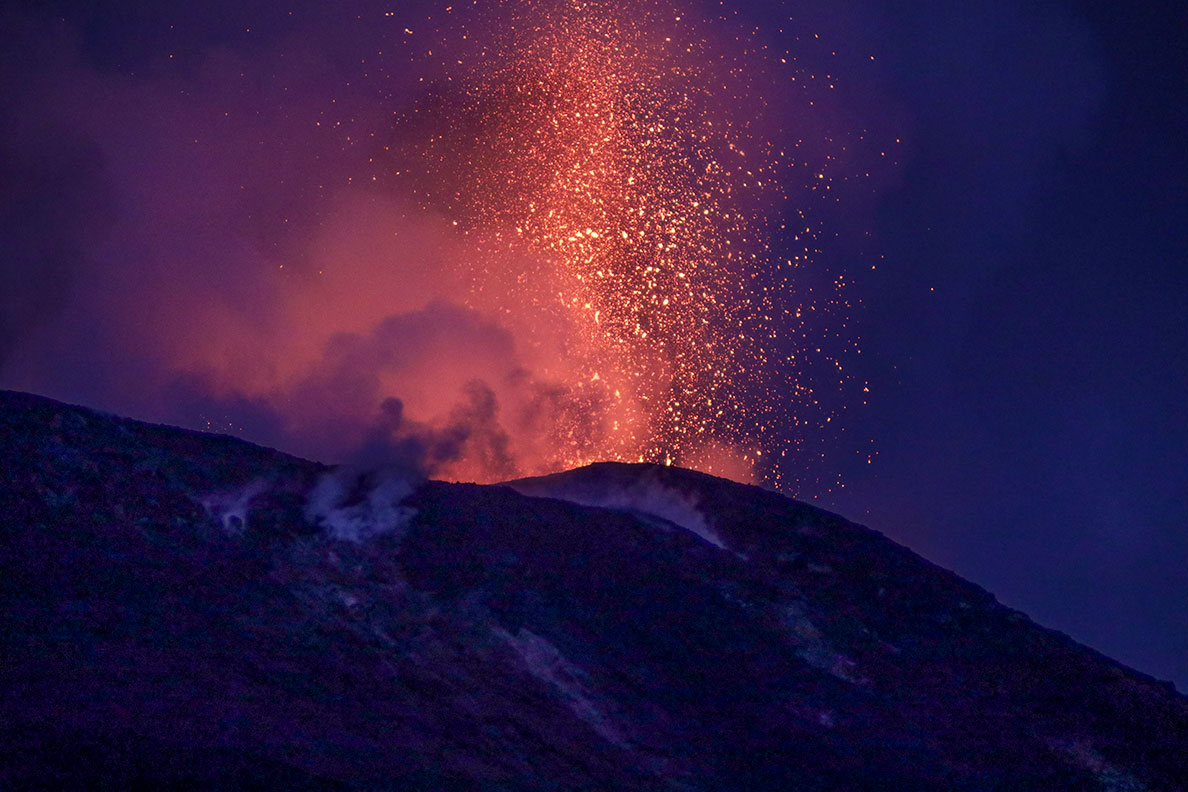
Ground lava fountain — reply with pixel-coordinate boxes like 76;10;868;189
393;0;864;490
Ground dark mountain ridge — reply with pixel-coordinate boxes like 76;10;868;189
2;389;1185;790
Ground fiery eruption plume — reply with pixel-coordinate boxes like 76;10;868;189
397;0;862;488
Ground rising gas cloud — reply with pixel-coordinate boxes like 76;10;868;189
0;0;892;491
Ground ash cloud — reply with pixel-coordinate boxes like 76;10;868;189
276;301;529;480
161;299;562;480
358;384;518;481
0;2;577;480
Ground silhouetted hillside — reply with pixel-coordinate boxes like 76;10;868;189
2;390;1185;790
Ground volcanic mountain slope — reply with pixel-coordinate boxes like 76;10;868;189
2;390;1186;791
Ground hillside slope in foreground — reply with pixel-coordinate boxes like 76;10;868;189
2;390;1185;790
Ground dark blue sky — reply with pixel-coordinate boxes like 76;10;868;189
2;0;1185;687
826;0;1188;689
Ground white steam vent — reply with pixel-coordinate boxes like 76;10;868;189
305;467;417;543
199;479;269;535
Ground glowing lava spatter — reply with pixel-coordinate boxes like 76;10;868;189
397;0;864;490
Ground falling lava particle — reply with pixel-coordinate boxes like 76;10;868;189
393;0;869;492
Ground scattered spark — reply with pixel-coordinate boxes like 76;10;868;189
391;0;871;491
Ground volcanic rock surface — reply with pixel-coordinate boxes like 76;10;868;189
2;390;1186;790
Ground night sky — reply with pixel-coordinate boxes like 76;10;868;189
2;0;1185;689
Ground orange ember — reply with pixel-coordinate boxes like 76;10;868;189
395;0;864;490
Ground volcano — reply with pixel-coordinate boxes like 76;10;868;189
2;389;1185;790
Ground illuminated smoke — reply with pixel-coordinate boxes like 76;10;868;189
0;0;877;495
